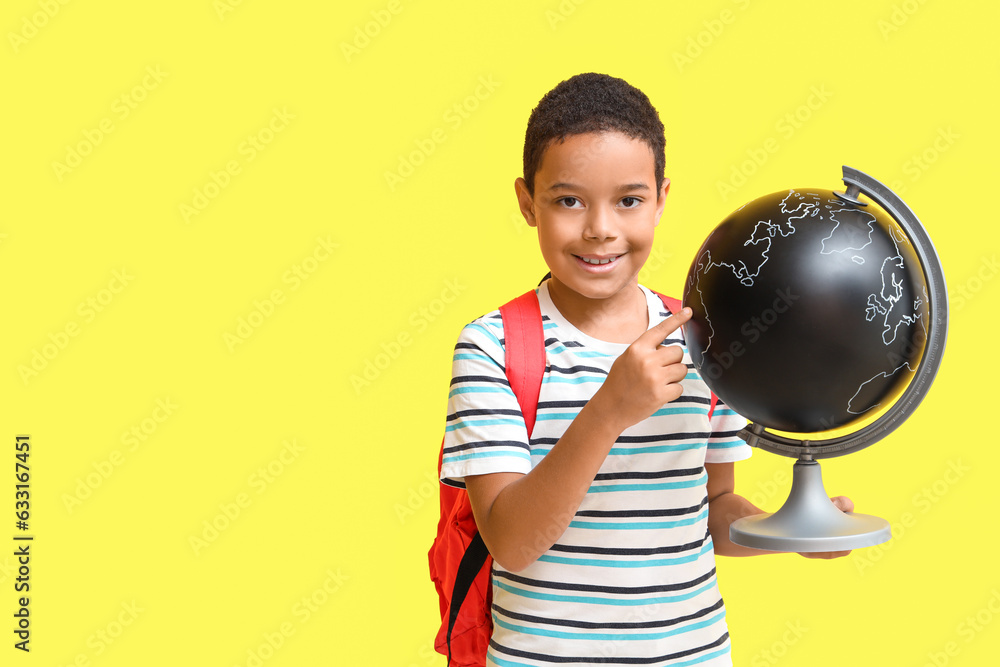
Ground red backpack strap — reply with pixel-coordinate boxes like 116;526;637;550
657;293;683;314
651;290;718;420
499;289;545;437
438;290;546;666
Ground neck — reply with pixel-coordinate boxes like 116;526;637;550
547;278;648;344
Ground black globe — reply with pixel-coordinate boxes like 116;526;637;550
683;188;929;433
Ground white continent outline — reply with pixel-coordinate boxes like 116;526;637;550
850;220;927;415
689;190;928;419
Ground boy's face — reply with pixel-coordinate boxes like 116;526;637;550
515;131;668;303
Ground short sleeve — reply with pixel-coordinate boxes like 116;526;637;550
704;398;752;463
440;313;533;487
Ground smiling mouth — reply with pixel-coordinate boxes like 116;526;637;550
575;254;623;265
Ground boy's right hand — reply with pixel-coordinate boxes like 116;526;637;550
596;308;693;433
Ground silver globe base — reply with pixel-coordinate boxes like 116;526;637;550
730;458;891;552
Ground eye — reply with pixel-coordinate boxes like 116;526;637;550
557;196;583;209
620;196;641;208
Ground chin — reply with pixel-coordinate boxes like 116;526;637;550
557;277;637;301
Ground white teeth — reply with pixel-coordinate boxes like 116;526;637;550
582;256;616;265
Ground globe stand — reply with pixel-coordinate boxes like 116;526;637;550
730;453;891;552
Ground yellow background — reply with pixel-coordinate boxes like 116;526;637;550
1;0;996;665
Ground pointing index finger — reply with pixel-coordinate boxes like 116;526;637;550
642;307;691;347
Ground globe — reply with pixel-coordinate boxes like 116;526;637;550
680;167;948;552
683;186;929;435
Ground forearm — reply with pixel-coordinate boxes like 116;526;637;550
469;394;625;572
707;486;857;559
468;310;693;572
707;490;767;557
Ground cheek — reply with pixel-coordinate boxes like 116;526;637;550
534;226;564;263
626;227;656;265
538;220;571;248
631;246;653;269
631;227;656;252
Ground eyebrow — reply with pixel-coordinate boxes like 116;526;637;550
547;182;651;192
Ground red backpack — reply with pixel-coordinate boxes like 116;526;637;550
428;288;716;667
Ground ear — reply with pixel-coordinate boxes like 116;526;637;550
514;177;537;228
653;177;670;227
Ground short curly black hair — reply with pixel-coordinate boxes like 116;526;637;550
522;73;665;196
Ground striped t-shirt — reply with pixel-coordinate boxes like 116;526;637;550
440;282;751;667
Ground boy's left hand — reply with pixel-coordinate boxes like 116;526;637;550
797;496;854;560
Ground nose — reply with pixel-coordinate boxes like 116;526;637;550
583;204;617;241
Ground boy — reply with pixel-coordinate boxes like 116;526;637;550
440;73;850;667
